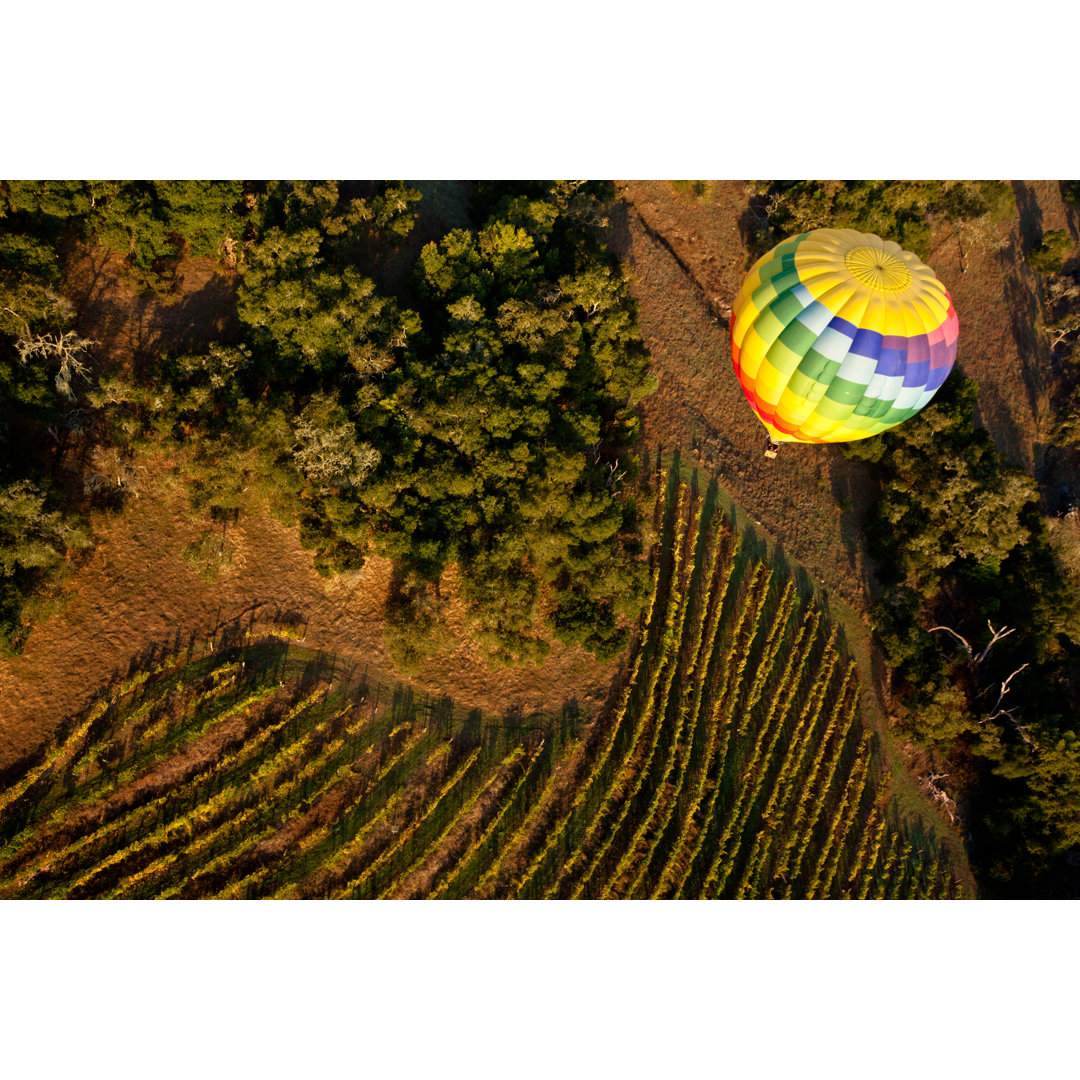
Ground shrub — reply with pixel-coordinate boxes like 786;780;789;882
1028;229;1072;275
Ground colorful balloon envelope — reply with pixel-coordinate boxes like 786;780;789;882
730;228;958;443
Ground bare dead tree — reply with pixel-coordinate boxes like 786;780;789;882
974;622;1017;666
1041;280;1080;355
983;663;1037;749
9;324;98;401
991;662;1029;707
921;771;958;823
1048;317;1080;350
538;284;564;310
928;624;973;661
606;458;626;490
83;446;148;502
929;620;1015;668
931;622;1036;749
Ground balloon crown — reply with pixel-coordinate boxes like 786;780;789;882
843;245;912;292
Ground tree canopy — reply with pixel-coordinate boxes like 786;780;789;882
843;373;1080;893
747;180;1016;262
272;182;655;663
61;181;656;668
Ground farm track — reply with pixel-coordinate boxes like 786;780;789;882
0;468;964;899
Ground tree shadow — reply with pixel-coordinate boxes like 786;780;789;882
738;190;771;267
151;272;242;353
64;244;120;318
736;518;770;568
1038;443;1080;514
605;194;633;262
1011;181;1043;253
969;375;1028;470
1060;183;1080;244
766;539;817;606
1002;267;1049;424
828;451;881;599
360;180;477;306
119;272;240;363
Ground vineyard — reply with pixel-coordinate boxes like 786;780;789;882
0;468;965;899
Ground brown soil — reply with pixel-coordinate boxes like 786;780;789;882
64;245;242;368
612;182;881;613
0;476;618;772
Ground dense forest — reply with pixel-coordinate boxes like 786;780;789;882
0;181;655;670
2;179;1079;897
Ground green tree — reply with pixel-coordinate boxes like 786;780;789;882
236;183;421;385
2;180;247;292
748;180;1015;261
238;231;416;379
1027;229;1071;274
292;182;655;664
844;370;1080;894
0;480;91;654
383;572;451;675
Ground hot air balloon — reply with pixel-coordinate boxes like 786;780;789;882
730;228;958;455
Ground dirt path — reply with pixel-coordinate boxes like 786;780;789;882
613;182;881;613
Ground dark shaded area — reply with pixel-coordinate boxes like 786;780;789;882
739;191;772;264
346;180;478;306
1011;181;1044;253
1002;268;1047;418
828;451;882;601
1060;182;1080;243
67;248;241;365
